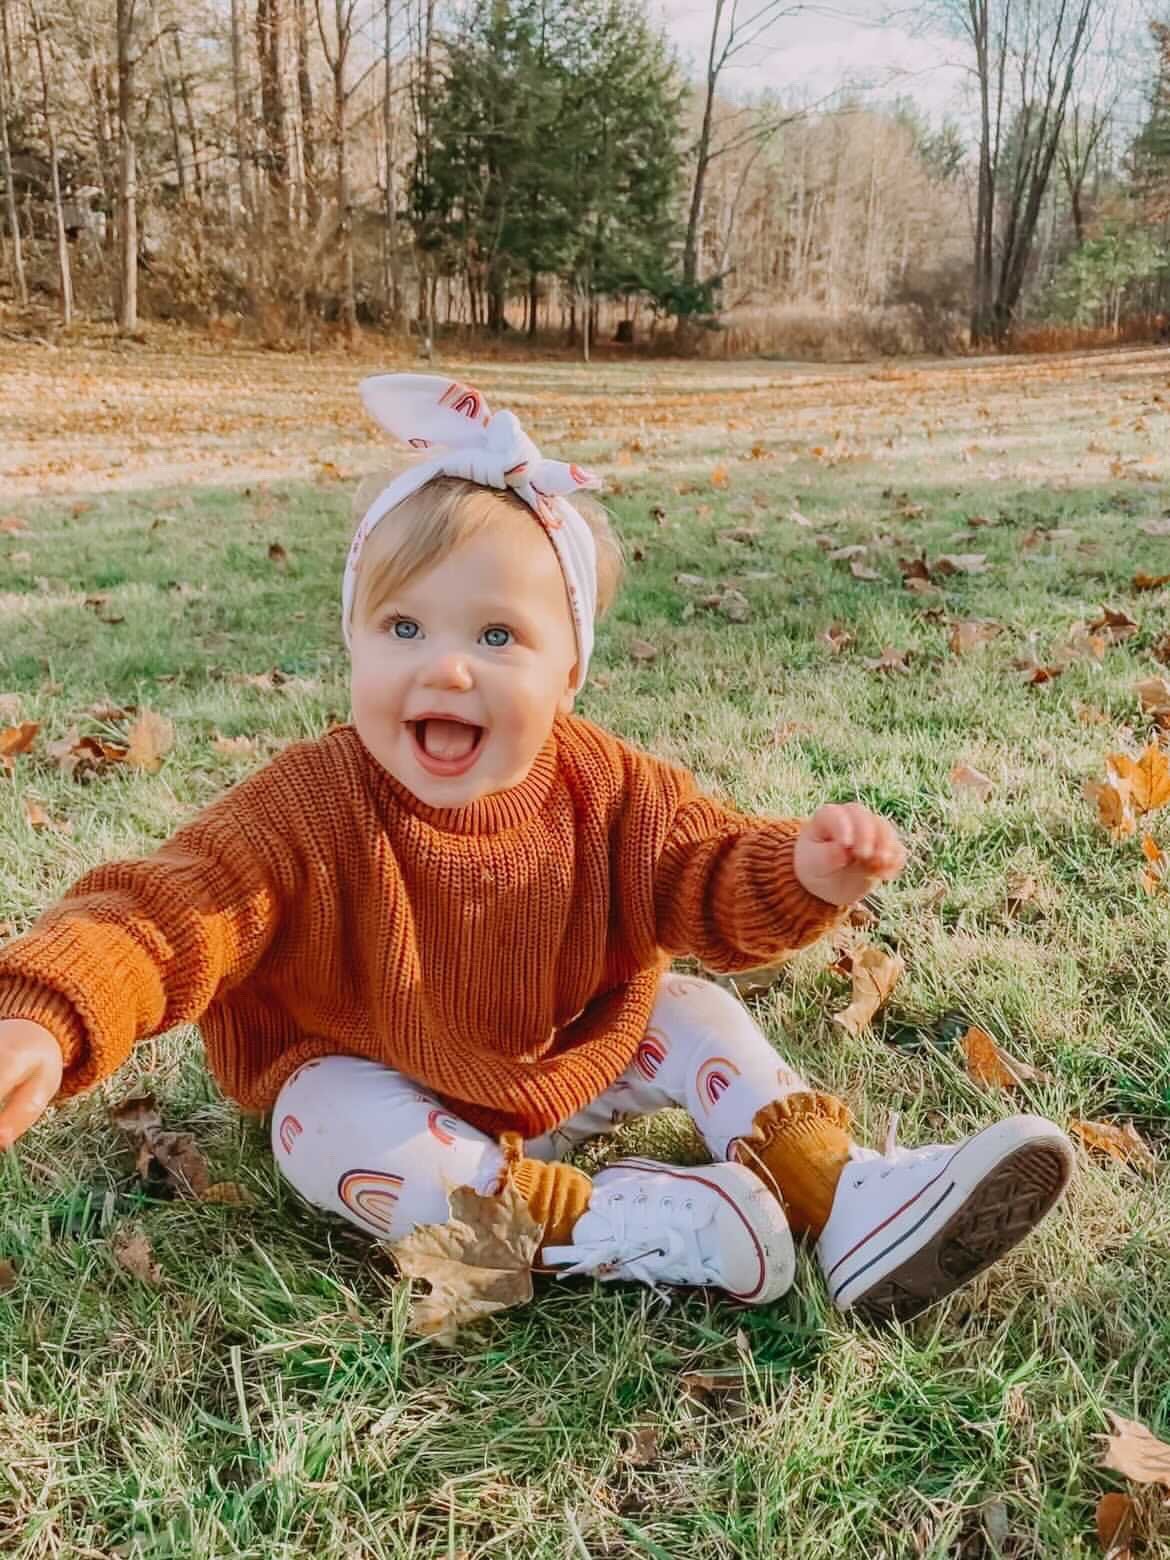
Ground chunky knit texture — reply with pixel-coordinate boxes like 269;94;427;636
0;717;840;1137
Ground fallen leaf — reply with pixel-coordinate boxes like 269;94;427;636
124;710;174;772
389;1183;541;1343
709;955;793;998
1070;1118;1155;1172
820;625;854;655
831;946;905;1036
22;797;70;833
1095;1491;1134;1560
1140;834;1167;894
934;553;988;575
1108;745;1170;815
1100;1412;1170;1486
0;515;28;534
1133;572;1170;592
828;544;867;562
899;555;932;585
950;763;994;801
675;572;711;590
0;1258;17;1292
949;620;1001;655
749;443;772;462
961;1026;1039;1088
717;526;760;546
1015;652;1065;686
112;1227;163;1285
1140;519;1170;536
710;465;729;489
717;589;751;623
1085;769;1138;840
679;1371;745;1404
1136;677;1170;716
623;1426;662;1467
1077;704;1110;726
202;1181;257;1205
1004;874;1039;917
1090;607;1139;645
629;639;658;663
0;922;13;939
863;647;910;675
267;541;288;566
966;514;993;529
110;1092;211;1199
213;734;260;757
0;694;22;719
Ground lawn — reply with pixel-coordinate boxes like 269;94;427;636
2;337;1170;1557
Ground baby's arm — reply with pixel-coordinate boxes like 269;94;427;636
0;758;302;1145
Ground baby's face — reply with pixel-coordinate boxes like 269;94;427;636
349;516;579;807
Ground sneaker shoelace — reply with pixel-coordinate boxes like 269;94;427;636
551;1189;719;1301
844;1113;949;1190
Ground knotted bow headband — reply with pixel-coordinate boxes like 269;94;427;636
344;374;603;690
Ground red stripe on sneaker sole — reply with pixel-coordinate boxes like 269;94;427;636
606;1158;769;1301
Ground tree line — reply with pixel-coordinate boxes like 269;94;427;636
0;0;1167;353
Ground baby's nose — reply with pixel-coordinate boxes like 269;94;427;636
423;651;474;691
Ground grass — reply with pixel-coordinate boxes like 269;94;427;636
2;342;1170;1556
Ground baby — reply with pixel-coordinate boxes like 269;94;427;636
0;375;1073;1319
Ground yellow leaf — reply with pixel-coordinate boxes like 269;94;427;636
1070;1118;1155;1172
1108;745;1170;815
950;763;993;801
948;620;1000;655
1100;1412;1170;1486
1085;771;1137;840
124;710;174;772
961;1026;1038;1088
831;946;904;1036
710;465;729;489
389;1184;542;1344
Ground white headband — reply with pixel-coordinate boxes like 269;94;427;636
344;374;602;691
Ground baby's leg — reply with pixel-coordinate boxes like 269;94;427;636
272;1056;590;1247
631;973;854;1238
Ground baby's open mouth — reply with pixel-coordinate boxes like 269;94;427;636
408;717;485;775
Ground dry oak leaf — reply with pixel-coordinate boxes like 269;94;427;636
112;1227;163;1285
1015;653;1066;686
0;721;39;763
950;763;994;802
1100;1412;1170;1486
389;1183;542;1344
1107;745;1170;816
1095;1492;1135;1560
1133;572;1170;592
124;710;174;772
0;515;29;534
0;694;22;720
628;639;658;663
1090;607;1139;645
1070;1118;1155;1172
850;560;881;581
710;465;730;489
831;945;905;1036
203;1181;258;1206
22;797;70;833
1136;677;1170;716
961;1026;1040;1088
718;526;760;546
863;647;911;675
109;1092;211;1200
213;734;260;757
949;620;1001;655
47;729;129;779
717;589;751;623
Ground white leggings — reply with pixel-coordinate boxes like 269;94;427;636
271;973;809;1243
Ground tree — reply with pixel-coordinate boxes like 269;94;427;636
0;0;27;305
1132;21;1170;224
115;0;141;330
932;0;1105;343
316;0;359;342
29;0;72;323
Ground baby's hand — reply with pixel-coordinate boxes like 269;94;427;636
0;1019;63;1149
793;803;906;907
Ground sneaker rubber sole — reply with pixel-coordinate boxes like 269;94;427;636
824;1122;1074;1322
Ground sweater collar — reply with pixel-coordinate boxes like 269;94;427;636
357;722;560;835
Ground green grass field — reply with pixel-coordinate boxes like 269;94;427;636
2;342;1170;1557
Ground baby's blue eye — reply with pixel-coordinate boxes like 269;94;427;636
393;618;420;640
482;626;512;648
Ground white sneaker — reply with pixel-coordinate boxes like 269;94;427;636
541;1156;795;1305
818;1113;1074;1321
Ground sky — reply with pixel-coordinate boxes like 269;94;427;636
657;0;970;122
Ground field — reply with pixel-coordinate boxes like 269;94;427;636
2;334;1170;1558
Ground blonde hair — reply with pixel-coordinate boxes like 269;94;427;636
350;471;624;630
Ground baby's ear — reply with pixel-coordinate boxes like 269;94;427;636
557;667;579;716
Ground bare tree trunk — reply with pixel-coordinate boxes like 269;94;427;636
230;0;252;221
317;0;357;343
256;0;288;197
295;0;316;221
172;31;204;205
30;2;73;325
381;0;401;322
683;0;724;291
0;1;27;307
154;0;187;202
115;0;138;330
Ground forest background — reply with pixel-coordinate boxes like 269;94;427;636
1;0;1170;361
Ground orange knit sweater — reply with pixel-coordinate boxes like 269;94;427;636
0;717;839;1137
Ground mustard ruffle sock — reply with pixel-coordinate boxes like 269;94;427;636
733;1092;855;1239
499;1133;594;1249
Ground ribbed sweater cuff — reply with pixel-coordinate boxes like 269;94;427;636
712;828;842;960
0;976;89;1096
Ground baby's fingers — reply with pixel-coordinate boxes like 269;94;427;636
0;1072;55;1148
